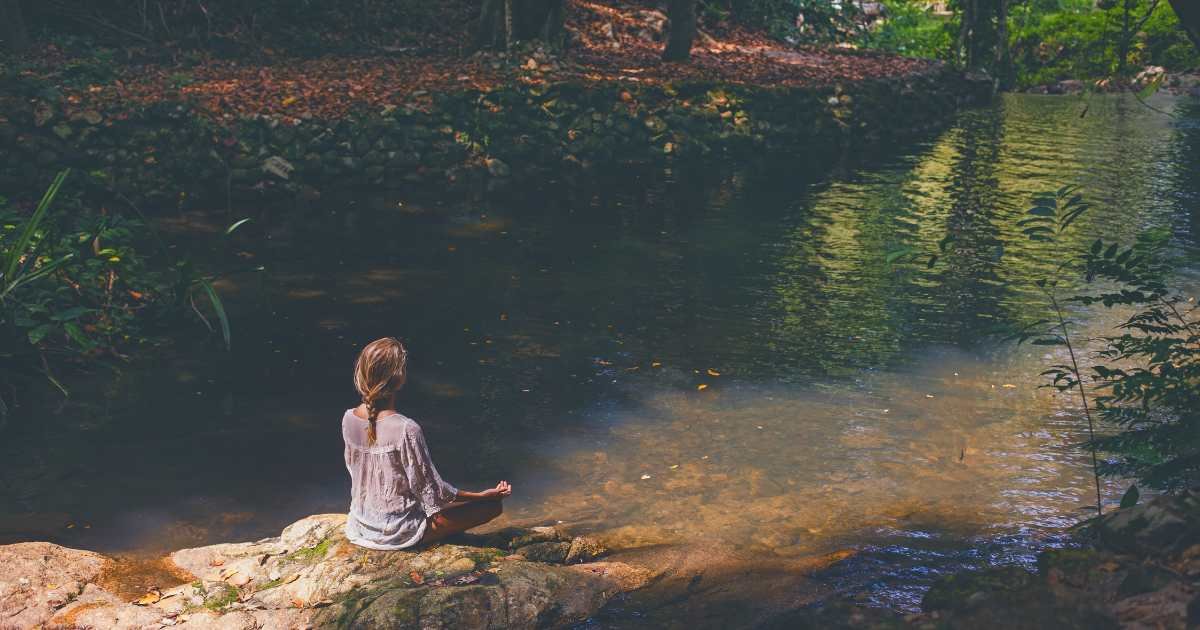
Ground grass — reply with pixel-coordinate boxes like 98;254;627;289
203;584;239;611
288;537;334;562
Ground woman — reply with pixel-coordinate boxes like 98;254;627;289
343;337;511;549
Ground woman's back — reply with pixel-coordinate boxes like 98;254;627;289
342;410;458;549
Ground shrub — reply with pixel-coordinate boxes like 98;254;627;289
0;171;236;419
862;0;955;60
1008;0;1200;87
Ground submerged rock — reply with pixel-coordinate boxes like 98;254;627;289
915;491;1200;628
763;490;1200;629
0;514;648;629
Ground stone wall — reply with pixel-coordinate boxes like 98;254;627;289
0;65;991;204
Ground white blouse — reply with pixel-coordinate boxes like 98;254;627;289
342;410;459;549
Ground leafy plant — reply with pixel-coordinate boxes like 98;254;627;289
0;171;247;421
1076;237;1199;491
862;0;955;60
1009;186;1104;515
705;0;863;42
1015;187;1199;495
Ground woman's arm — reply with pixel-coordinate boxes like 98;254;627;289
454;481;512;502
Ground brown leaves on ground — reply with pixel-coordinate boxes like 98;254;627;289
11;0;939;125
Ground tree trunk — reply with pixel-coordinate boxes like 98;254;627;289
475;0;565;51
1118;0;1133;74
1166;0;1200;50
958;0;976;69
662;0;697;62
993;0;1009;86
0;0;30;53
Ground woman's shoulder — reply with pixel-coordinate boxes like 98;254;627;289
343;408;421;438
342;407;412;423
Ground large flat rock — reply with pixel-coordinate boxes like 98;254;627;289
0;514;651;629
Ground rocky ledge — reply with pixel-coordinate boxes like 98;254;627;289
0;514;653;629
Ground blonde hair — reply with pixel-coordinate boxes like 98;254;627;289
353;337;408;445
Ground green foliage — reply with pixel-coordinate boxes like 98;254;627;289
1076;243;1200;490
1009;0;1200;87
863;0;1199;86
706;0;863;42
0;171;242;416
862;0;955;60
1;171;169;382
1016;187;1200;492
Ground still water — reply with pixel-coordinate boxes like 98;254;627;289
3;93;1199;620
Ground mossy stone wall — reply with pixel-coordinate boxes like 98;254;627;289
0;65;991;203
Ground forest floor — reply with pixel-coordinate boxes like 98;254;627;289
3;0;940;124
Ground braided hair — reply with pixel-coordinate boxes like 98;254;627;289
353;337;408;445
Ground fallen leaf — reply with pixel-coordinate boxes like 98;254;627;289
409;571;424;585
640;474;652;480
210;558;225;567
697;384;708;391
1002;384;1016;388
281;96;298;106
669;464;679;469
651;362;662;368
707;368;721;376
450;572;482;585
219;567;237;580
134;590;162;606
281;573;300;584
45;583;58;590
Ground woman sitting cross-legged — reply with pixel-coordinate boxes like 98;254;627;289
342;337;511;549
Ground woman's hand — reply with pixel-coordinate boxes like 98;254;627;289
477;480;512;500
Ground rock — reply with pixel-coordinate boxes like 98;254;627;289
33;102;54;127
643;116;667;134
761;598;911;629
50;583;164;629
0;542;107;628
566;536;606;564
35;150;58;166
1097;489;1200;555
566;561;655;591
261;156;295;180
516;541;571;563
922;565;1036;612
2;514;640;629
485;157;511;178
1057;79;1086;94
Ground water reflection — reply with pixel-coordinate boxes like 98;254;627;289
2;94;1198;619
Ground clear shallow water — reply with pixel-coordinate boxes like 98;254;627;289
3;93;1199;618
